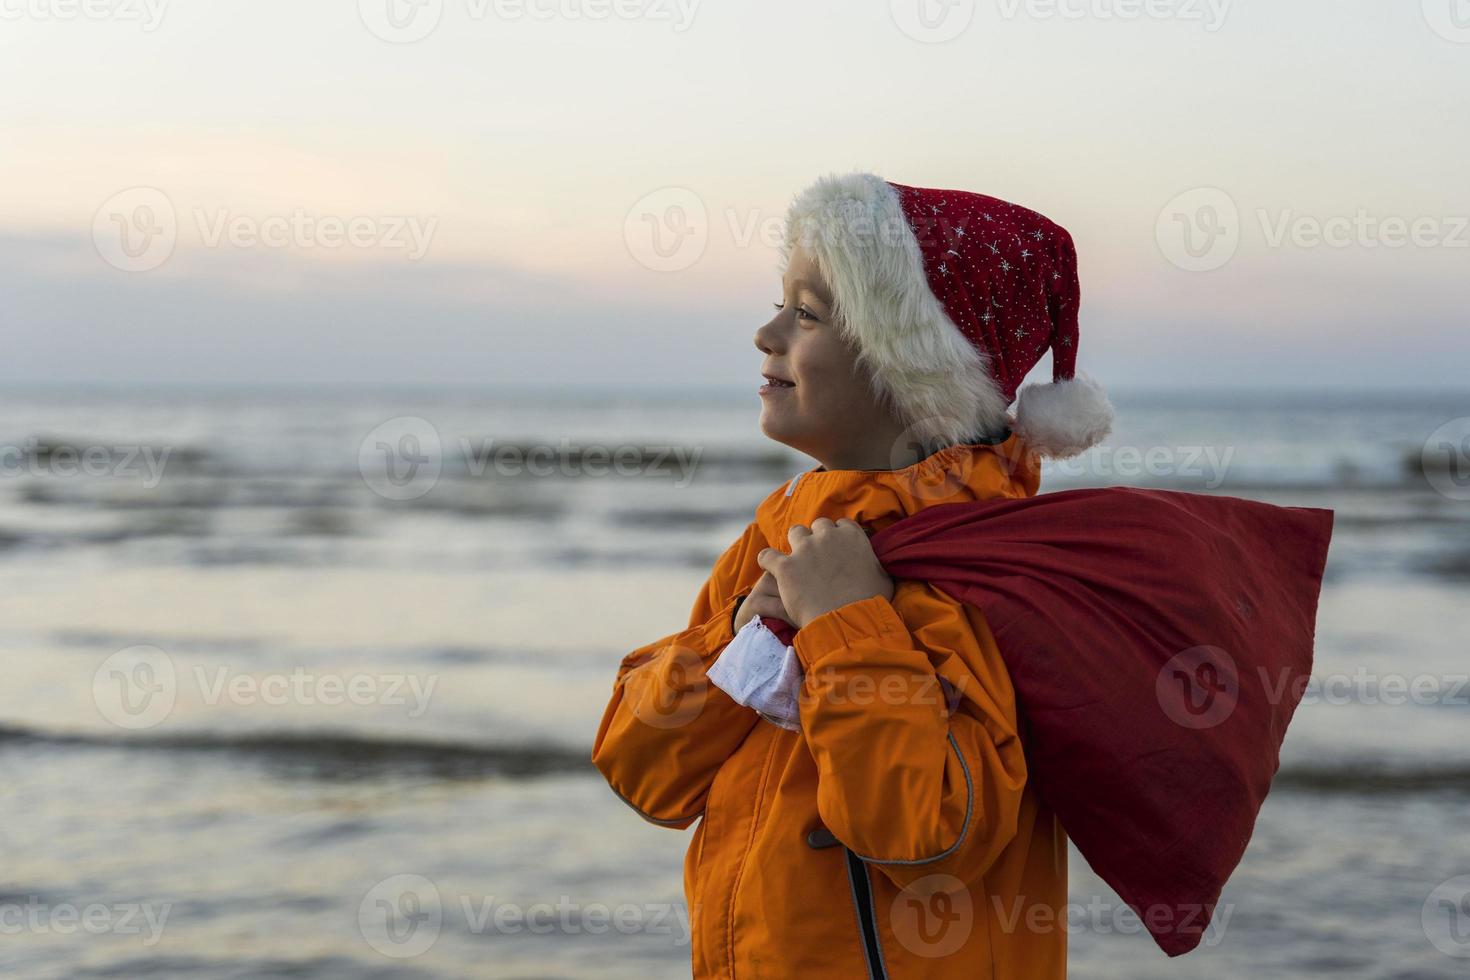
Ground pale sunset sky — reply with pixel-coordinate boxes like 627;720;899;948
2;0;1467;390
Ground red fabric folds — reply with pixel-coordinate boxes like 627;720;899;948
773;487;1334;956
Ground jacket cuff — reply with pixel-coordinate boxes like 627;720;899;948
698;592;747;657
792;594;905;671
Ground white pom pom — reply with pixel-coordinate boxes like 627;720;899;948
1011;373;1114;459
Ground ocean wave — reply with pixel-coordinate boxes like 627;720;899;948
1273;761;1470;796
461;441;794;475
6;721;1468;797
1415;551;1470;582
55;953;417;980
0;724;590;780
610;505;753;529
18;435;219;472
46;631;609;670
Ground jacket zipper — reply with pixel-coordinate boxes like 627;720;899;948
844;847;888;980
784;469;887;978
726;726;780;979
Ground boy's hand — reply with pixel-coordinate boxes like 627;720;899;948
732;571;791;633
756;518;895;629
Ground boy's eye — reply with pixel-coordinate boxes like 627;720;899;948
773;302;818;321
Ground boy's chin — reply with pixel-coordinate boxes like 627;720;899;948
758;408;819;457
757;411;791;446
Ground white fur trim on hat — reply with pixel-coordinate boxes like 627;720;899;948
782;172;1010;448
1011;373;1114;459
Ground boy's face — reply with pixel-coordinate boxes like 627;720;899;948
754;244;901;465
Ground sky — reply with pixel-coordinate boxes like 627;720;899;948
2;0;1467;392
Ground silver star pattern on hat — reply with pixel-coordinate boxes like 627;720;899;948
887;180;1084;403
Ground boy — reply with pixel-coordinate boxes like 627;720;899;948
593;172;1112;979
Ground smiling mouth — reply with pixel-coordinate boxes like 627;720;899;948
760;374;796;394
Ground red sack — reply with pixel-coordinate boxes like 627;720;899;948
771;488;1333;956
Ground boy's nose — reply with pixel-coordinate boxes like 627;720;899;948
754;313;785;355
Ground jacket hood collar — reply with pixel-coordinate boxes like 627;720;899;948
756;432;1040;544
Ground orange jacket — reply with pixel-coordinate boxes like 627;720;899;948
592;435;1067;979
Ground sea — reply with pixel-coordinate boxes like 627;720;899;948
0;385;1466;979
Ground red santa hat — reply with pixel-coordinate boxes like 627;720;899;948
782;172;1113;458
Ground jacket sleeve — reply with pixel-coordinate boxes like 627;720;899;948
792;580;1029;891
591;521;766;829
